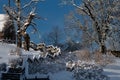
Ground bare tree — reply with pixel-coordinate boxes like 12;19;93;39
107;26;120;51
64;12;93;50
44;26;63;46
62;0;120;53
4;0;44;50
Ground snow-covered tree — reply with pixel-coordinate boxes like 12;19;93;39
62;0;120;53
4;0;45;50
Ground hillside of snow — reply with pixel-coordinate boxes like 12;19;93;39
0;42;120;80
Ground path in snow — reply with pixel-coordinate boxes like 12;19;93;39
104;58;120;80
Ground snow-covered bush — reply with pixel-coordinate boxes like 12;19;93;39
93;51;115;66
74;49;91;62
73;62;109;80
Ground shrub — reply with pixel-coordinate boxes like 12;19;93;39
74;49;91;62
93;50;115;66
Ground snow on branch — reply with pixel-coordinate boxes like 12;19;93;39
22;0;45;9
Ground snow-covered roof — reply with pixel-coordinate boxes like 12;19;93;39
0;14;9;32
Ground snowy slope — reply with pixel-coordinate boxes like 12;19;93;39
0;42;74;80
0;42;120;80
0;42;40;64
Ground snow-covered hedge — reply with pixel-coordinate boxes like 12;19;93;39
73;62;109;80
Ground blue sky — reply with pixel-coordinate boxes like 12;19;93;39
35;0;74;32
0;0;74;43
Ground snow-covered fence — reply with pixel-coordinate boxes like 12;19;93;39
52;47;61;57
29;42;61;59
21;55;50;80
66;61;76;71
37;43;46;52
46;45;61;58
30;41;37;50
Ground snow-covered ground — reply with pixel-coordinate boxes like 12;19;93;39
49;71;74;80
0;42;120;80
0;42;18;64
104;58;120;80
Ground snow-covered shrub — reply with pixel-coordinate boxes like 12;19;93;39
93;51;115;66
74;49;91;62
94;51;103;63
73;62;109;80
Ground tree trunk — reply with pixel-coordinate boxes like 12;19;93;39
17;32;22;48
99;40;106;54
16;0;22;48
23;33;30;51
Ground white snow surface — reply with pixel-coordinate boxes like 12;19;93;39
49;71;74;80
0;42;120;80
103;59;120;80
0;43;19;64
